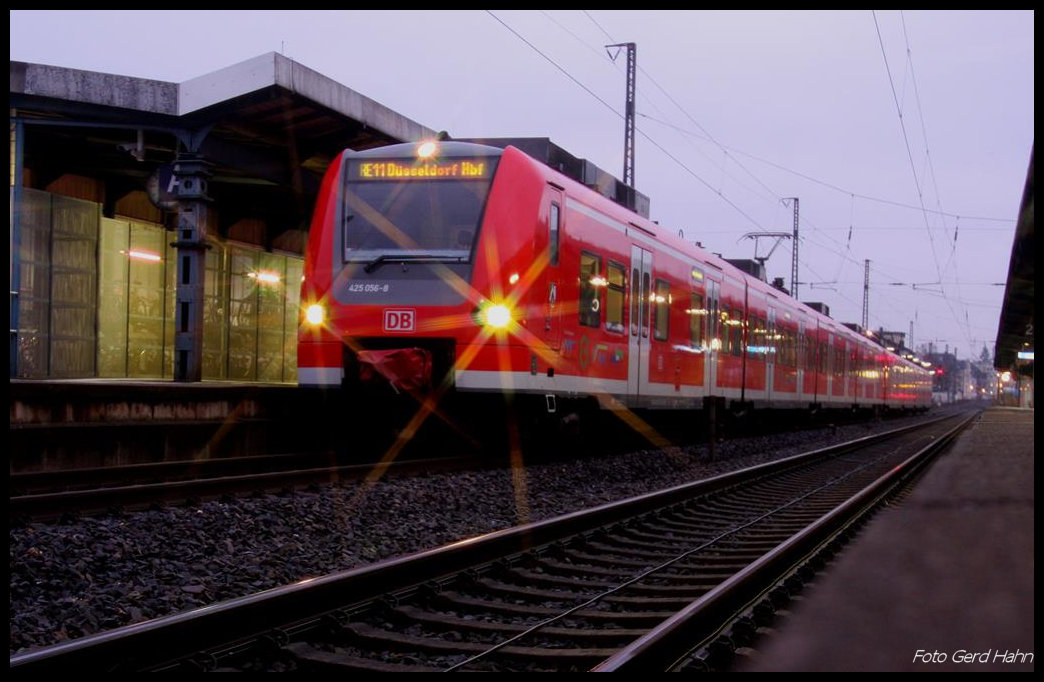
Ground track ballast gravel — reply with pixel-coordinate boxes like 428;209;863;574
10;413;937;655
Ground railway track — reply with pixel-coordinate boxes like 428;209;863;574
9;412;976;672
9;453;489;521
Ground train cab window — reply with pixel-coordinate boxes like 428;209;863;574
653;279;670;341
606;262;625;333
579;252;602;328
549;203;560;267
689;293;705;347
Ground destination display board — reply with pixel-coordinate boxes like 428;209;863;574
351;159;492;181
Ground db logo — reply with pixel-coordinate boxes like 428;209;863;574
383;309;416;332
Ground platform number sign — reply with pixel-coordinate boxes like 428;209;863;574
383;309;416;332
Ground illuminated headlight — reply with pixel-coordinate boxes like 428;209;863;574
417;141;438;159
483;303;512;330
305;303;325;326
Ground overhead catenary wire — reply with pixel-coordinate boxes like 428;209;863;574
489;10;1003;354
575;11;782;207
638;113;1013;224
493;11;943;326
488;10;770;232
872;10;974;350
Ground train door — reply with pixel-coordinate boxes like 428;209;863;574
766;307;776;402
628;245;653;397
706;278;720;395
544;188;563;351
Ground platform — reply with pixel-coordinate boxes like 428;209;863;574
740;406;1034;671
9;379;326;470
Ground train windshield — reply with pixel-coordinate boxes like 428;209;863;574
341;157;499;267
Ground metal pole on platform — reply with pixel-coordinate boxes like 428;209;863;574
10;115;24;378
171;151;212;382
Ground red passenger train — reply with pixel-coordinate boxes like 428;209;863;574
298;140;931;431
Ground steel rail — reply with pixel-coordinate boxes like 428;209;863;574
9;413;966;672
9;454;487;520
592;410;978;672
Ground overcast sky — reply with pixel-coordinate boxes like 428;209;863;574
10;10;1034;360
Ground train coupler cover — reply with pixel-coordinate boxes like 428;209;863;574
357;348;433;395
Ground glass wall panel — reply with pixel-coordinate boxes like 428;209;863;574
97;218;129;376
162;238;177;378
47;195;98;376
283;257;302;382
14;189;303;383
15;188;52;377
126;223;167;377
202;242;229;380
256;252;286;382
227;248;259;380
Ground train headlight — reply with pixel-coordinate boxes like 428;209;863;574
417;141;438;159
305;303;325;326
483;303;512;330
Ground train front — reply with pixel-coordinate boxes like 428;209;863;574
298;140;509;403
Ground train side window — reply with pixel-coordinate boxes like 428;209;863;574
690;292;705;347
631;267;641;335
579;251;601;328
654;279;670;341
549;203;560;267
606;261;625;334
731;308;743;357
754;315;763;356
729;307;740;355
720;308;731;354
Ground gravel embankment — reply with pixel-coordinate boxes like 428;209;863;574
10;412;940;655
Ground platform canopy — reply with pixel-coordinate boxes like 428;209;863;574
10;52;437;242
994;147;1033;372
